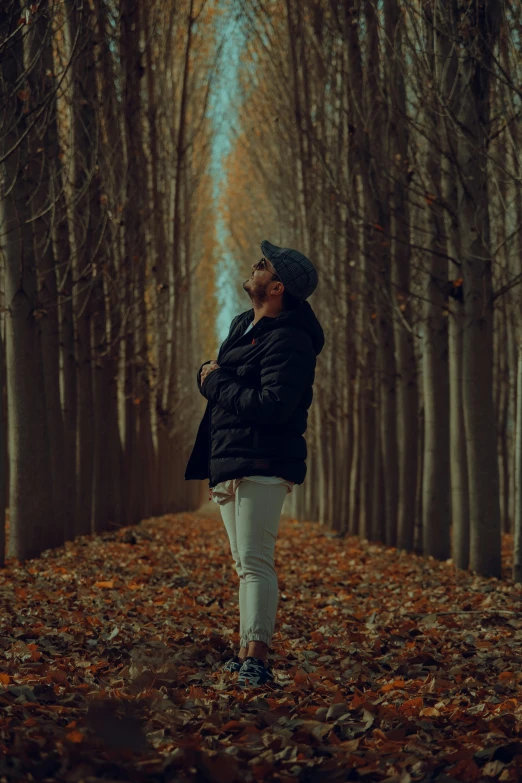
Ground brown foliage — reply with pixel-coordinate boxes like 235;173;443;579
0;511;521;779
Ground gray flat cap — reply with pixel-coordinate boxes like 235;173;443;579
260;240;318;301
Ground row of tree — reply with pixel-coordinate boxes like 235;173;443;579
4;0;522;582
0;0;219;562
222;0;522;578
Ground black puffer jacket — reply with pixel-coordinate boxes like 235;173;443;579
184;301;325;489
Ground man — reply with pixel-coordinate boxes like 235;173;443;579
184;240;324;687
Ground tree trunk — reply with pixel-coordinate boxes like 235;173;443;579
422;3;450;561
92;0;124;529
0;3;54;560
55;192;76;543
433;0;470;568
513;343;522;582
91;278;110;532
28;1;67;549
456;1;501;577
120;0;149;526
365;0;398;546
67;0;100;537
0;314;6;567
386;0;418;553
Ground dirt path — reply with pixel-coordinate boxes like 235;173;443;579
0;511;521;781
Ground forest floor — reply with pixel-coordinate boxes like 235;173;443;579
0;508;522;783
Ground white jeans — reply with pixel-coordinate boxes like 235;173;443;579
216;478;290;648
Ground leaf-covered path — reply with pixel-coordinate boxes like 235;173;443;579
1;508;522;782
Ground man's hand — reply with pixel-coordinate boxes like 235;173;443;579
200;361;219;385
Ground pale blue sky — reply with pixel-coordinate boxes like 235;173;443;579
208;6;245;344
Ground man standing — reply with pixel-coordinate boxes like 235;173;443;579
185;240;324;687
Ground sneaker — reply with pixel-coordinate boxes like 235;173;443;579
237;656;275;687
221;655;244;673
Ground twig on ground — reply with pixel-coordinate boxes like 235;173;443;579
166;549;189;577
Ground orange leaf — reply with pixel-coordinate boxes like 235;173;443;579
380;679;406;692
350;691;367;709
331;688;346;704
188;686;206;699
49;669;68;684
66;730;84;743
94;580;114;589
400;697;423;714
495;699;517;712
222;720;251;732
0;673;10;685
420;707;441;717
27;644;41;662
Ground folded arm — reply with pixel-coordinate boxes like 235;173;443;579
200;334;315;424
196;315;242;390
197;360;214;391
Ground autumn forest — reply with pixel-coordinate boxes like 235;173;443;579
1;0;522;779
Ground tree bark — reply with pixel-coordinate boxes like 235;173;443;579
513;343;522;582
386;0;418;553
67;0;99;536
28;1;67;549
0;2;54;560
421;2;451;561
456;1;501;577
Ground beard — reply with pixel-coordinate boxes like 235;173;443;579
243;277;269;306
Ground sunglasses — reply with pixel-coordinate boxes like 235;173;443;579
254;258;281;282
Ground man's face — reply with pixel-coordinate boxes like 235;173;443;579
243;257;282;303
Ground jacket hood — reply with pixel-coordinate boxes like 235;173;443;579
244;301;325;356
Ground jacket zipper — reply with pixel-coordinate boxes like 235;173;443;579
219;318;260;366
208;317;260;500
